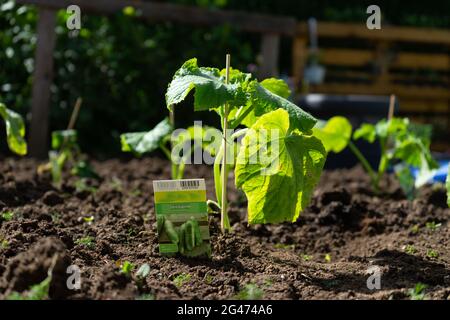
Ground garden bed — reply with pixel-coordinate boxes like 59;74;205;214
0;156;448;300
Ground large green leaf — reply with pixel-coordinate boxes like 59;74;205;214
312;116;352;153
247;81;316;133
260;78;291;99
165;58;245;111
0;103;27;155
229;78;291;129
121;118;172;155
235;109;326;224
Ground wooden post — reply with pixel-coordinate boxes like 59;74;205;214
29;8;57;158
388;94;396;120
259;33;280;79
374;41;390;88
292;36;307;89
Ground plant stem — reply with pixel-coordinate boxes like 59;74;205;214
159;143;178;179
214;128;248;209
214;145;224;207
348;141;378;188
375;140;388;189
220;53;231;233
229;105;253;129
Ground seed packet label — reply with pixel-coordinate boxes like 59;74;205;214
153;179;211;257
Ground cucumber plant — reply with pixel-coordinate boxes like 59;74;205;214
38;99;98;187
40;129;99;187
0;102;27;155
165;57;326;232
313;116;437;196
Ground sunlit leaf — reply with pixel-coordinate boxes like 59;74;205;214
235;109;326;224
165;58;246;111
313;116;352;153
247;81;316;133
121;117;172;155
0;103;27;155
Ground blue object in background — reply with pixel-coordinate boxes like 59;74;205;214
411;160;449;184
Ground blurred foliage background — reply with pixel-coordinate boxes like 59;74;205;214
0;0;449;156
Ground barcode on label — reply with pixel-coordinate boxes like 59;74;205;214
153;179;205;192
180;180;199;189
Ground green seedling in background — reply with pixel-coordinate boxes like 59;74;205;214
165;57;326;232
7;276;51;300
0;102;27;155
313;116;437;195
38;99;99;187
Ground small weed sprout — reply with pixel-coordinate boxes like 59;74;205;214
75;236;95;249
324;253;332;263
425;221;441;231
1;211;14;221
411;224;420;234
408;283;427;300
426;249;439;259
120;261;135;276
204;274;214;285
302;254;313;261
403;244;416;255
173;273;192;288
1;239;9;249
235;283;264;300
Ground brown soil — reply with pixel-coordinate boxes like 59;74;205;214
0;156;448;300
